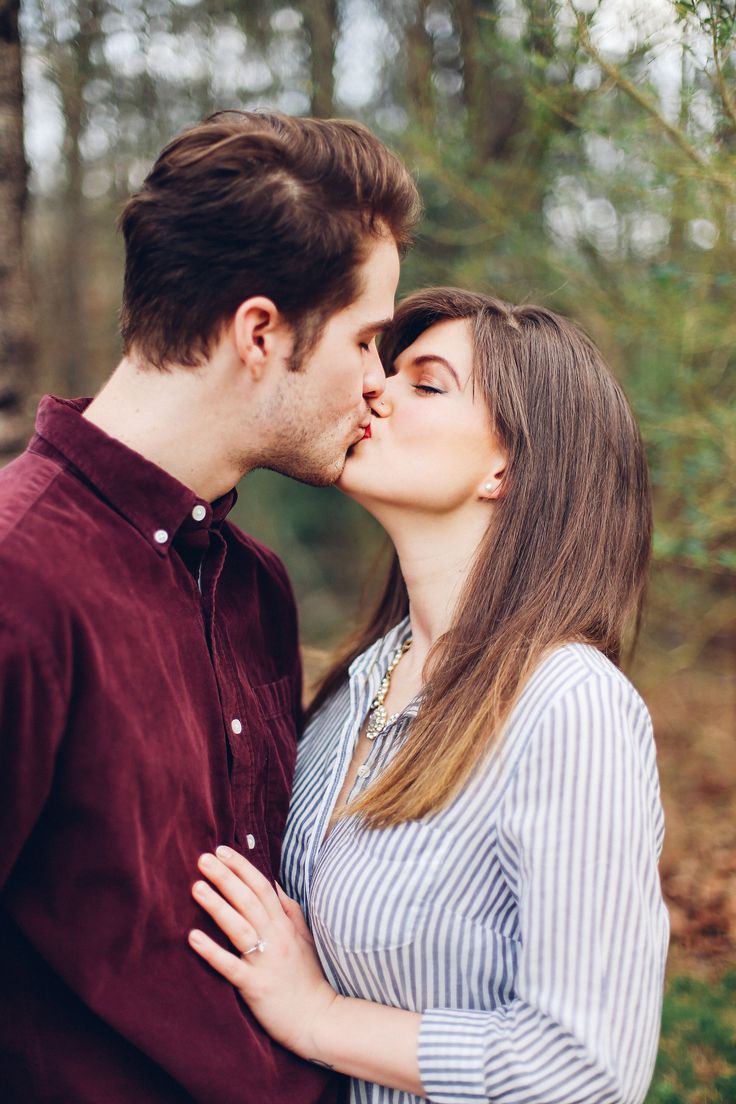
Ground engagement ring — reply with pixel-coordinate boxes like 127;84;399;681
242;939;267;956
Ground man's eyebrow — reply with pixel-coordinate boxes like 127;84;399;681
357;317;393;339
412;354;462;389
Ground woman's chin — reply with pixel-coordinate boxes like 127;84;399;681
336;454;363;495
336;468;380;511
337;455;399;515
335;469;360;498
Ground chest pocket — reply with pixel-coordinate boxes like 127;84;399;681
310;817;449;953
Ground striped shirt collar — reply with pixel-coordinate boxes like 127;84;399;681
347;615;412;681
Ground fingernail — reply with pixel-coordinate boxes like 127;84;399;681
199;853;215;869
189;929;205;947
193;881;208;896
216;845;233;859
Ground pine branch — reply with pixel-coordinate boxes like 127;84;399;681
573;7;736;195
709;2;736;132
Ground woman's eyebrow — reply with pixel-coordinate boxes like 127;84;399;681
412;354;461;388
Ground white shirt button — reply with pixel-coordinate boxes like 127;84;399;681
246;833;256;850
231;718;242;735
191;504;207;522
153;529;169;544
357;765;371;778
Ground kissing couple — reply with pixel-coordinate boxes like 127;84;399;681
0;111;668;1104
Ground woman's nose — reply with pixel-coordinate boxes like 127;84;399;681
368;378;393;418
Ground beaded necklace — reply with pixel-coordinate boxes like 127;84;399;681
365;638;413;740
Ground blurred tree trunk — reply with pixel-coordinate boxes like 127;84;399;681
0;0;35;462
55;0;101;397
453;0;488;152
303;0;337;116
670;45;691;254
453;0;577;208
453;0;563;172
453;0;527;164
407;0;434;129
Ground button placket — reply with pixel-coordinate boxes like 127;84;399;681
307;660;386;890
198;531;255;839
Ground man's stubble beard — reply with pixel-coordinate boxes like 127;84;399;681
262;430;348;487
238;351;356;486
231;419;349;488
258;375;354;485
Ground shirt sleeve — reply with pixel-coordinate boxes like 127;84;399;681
418;671;669;1104
0;621;66;889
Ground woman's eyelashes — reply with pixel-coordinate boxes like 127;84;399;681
413;382;445;395
385;361;447;393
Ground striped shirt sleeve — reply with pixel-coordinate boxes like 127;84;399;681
418;670;668;1104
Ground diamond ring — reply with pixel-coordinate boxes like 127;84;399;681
242;938;267;956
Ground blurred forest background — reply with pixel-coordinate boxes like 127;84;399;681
1;0;734;1096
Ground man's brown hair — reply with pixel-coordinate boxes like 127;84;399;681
119;111;421;369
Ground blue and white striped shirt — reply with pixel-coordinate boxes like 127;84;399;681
281;618;669;1104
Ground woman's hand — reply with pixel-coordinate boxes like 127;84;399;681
189;846;339;1060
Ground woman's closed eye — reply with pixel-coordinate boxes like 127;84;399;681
413;382;445;395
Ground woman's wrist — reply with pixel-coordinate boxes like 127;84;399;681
304;992;424;1094
300;980;346;1064
305;988;347;1067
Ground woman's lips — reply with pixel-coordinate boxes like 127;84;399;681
361;423;372;440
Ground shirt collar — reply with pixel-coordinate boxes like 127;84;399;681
348;615;412;680
31;395;237;555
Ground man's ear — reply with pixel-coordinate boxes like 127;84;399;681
232;297;290;380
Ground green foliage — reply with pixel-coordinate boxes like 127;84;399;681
383;0;736;665
21;0;736;662
646;972;736;1103
674;2;736;52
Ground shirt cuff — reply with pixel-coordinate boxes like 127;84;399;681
419;1007;496;1104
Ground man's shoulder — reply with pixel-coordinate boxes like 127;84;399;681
0;448;101;629
0;448;65;544
0;450;72;586
0;443;133;554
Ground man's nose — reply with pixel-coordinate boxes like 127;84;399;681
363;345;387;403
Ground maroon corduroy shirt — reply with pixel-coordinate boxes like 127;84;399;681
0;396;336;1104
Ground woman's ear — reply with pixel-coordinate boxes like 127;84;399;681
479;478;506;500
478;451;508;501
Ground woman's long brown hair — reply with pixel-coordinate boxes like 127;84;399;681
308;288;652;829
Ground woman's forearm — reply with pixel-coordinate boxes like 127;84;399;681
309;993;424;1095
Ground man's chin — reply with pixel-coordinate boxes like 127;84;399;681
262;452;347;488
